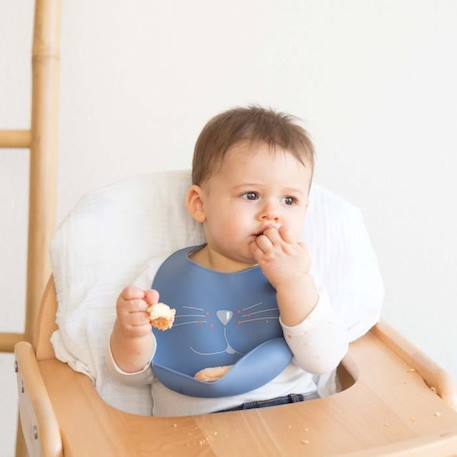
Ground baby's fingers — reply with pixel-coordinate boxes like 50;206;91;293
122;299;149;313
123;323;152;338
121;286;145;301
126;311;151;326
249;241;264;261
144;289;160;306
279;225;296;244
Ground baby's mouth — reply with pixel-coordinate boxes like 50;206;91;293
251;225;280;237
251;230;265;238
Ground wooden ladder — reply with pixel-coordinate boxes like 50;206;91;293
0;1;61;456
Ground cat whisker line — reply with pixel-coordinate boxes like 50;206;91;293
242;302;263;311
175;314;207;318
173;320;208;327
241;307;279;316
238;317;279;324
182;306;205;311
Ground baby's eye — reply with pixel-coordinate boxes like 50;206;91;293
281;196;298;206
241;191;259;201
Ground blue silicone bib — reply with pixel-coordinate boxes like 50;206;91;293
151;245;292;397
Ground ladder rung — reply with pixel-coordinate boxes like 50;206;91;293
0;333;25;353
0;130;31;148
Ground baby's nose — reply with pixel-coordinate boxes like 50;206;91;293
258;201;281;222
261;213;280;222
216;310;233;326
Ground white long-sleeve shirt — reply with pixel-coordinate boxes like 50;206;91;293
106;261;350;417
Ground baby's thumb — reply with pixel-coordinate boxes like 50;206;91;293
144;289;160;306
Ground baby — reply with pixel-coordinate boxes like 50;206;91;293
108;105;350;416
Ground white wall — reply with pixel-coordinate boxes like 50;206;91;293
1;1;456;454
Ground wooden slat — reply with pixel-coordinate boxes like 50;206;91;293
0;130;31;148
0;333;25;353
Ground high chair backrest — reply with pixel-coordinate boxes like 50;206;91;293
34;277;59;361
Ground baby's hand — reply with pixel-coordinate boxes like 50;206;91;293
249;226;311;290
194;365;233;383
116;287;159;338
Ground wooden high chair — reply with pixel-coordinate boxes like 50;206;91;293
14;278;457;456
4;1;457;456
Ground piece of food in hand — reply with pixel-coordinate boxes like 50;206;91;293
194;365;232;382
147;302;176;331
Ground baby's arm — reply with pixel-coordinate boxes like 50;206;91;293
110;287;158;373
279;287;349;374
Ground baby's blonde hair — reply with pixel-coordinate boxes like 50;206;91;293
192;105;315;190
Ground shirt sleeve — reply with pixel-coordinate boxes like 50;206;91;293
279;287;349;375
105;339;155;386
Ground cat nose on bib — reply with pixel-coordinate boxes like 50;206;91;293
216;310;233;326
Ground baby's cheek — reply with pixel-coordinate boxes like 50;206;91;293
222;215;244;236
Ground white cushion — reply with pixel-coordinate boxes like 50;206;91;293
50;170;384;415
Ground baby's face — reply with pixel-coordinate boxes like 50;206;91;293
199;141;312;271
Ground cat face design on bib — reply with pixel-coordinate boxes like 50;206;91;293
171;299;280;359
151;246;284;375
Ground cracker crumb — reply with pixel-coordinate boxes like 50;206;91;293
300;439;310;445
194;365;232;382
172;423;177;428
213;431;218;436
408;368;416;373
434;412;441;417
304;427;309;432
288;425;293;430
430;386;437;393
148;303;176;331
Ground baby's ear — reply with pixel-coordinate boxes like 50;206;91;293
186;185;206;223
